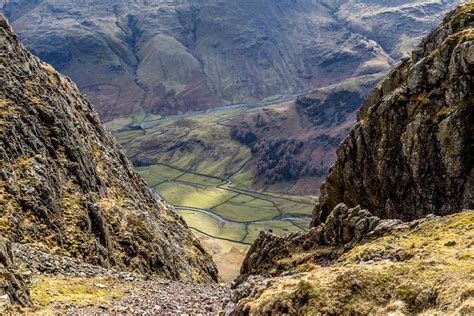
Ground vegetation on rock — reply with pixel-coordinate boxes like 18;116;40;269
314;1;474;225
0;14;217;282
234;211;474;314
0;238;31;311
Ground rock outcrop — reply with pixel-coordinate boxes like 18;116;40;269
239;203;406;279
314;2;474;226
0;15;218;282
231;211;474;315
233;3;474;314
0;237;31;310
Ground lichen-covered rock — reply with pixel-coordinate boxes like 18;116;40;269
313;2;474;226
0;237;31;310
239;203;404;280
0;15;217;282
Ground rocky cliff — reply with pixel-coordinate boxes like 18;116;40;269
232;3;473;314
0;15;218;282
0;237;31;310
2;0;459;120
314;2;473;225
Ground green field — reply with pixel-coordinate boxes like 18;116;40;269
134;161;316;234
108;104;317;279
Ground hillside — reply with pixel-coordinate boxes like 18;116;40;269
233;211;474;314
0;12;217;297
2;0;459;120
231;2;474;314
227;75;381;195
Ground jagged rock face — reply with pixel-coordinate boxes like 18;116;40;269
2;0;459;120
239;203;403;279
0;237;31;309
0;16;218;282
314;3;474;226
232;211;474;315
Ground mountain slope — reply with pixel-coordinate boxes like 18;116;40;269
231;2;473;314
2;0;460;120
226;74;381;195
0;15;217;282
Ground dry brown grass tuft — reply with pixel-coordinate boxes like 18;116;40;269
239;211;474;315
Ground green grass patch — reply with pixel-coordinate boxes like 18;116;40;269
155;182;236;209
212;198;278;222
177;173;225;186
105;113;145;131
177;210;246;241
244;220;303;244
136;164;183;186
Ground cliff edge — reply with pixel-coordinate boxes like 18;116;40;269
314;2;473;225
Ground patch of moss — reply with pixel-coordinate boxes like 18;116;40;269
450;2;474;30
31;276;123;311
0;98;17;137
239;211;474;314
92;142;106;179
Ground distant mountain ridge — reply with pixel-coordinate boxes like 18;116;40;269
2;0;461;120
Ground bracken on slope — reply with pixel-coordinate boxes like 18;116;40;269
314;2;473;225
0;15;218;284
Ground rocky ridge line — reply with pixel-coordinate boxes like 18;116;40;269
230;211;473;314
238;203;412;280
313;2;473;225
